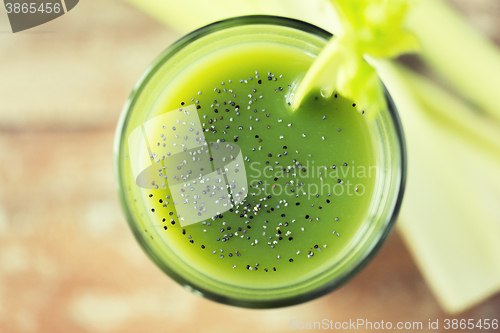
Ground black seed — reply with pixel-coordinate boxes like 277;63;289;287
149;194;153;198
201;245;205;249
196;105;201;109
296;202;300;206
164;226;168;230
151;209;155;212
289;259;293;262
305;215;309;219
258;80;262;84
289;237;293;241
181;102;185;105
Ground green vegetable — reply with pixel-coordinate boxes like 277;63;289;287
291;0;419;115
405;0;500;122
373;59;500;313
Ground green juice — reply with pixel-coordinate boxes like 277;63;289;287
137;42;376;289
115;17;406;307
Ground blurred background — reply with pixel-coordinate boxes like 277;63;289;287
0;0;499;332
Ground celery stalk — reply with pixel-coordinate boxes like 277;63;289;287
400;65;500;159
373;59;500;313
122;0;340;35
405;0;500;122
292;0;419;115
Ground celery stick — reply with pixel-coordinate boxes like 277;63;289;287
122;0;340;35
401;65;500;160
374;59;500;313
405;0;500;122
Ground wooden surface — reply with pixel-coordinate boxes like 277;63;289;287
0;1;499;332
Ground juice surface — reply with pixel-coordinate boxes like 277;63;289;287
135;41;377;289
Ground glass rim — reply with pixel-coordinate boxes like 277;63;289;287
114;14;407;308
